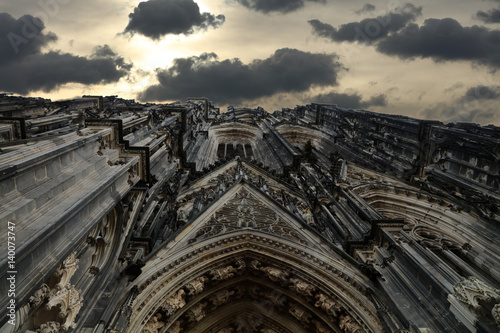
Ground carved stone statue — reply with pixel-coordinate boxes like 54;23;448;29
169;321;182;333
288;303;312;324
187;302;207;323
260;290;286;307
315;293;341;317
210;289;235;308
250;260;261;271
162;289;186;316
290;277;316;297
185;276;208;296
259;266;289;283
210;265;237;281
36;321;61;333
30;283;51;307
143;313;165;333
339;315;363;333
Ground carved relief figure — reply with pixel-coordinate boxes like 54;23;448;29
259;266;289;283
210;289;236;308
143;313;165;333
290;277;316;297
315;293;341;317
169;321;182;333
210;265;237;281
187;302;207;323
162;289;186;316
30;284;51;308
339;315;363;333
453;276;500;311
185;276;209;296
288;303;312;324
36;321;61;333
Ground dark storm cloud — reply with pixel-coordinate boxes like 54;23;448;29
92;44;117;58
311;91;387;109
476;8;500;23
309;3;421;44
0;52;130;94
464;85;500;100
0;13;131;94
355;3;376;15
0;13;57;63
376;18;500;68
124;0;225;39
138;48;345;104
233;0;326;14
422;85;500;124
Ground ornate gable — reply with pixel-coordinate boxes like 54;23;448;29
170;180;326;253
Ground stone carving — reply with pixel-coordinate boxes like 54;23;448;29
210;265;237;281
235;259;246;271
185;276;209;296
143;313;165;333
187;302;207;323
210;289;235;308
169;321;182;333
249;285;261;300
288;303;312;325
190;188;312;246
53;252;79;290
290;277;316;297
312;319;331;333
44;284;83;330
339;315;363;333
259;266;289;283
162;289;186;316
30;283;51;307
250;260;261;271
260;290;287;307
453;277;500;311
315;294;341;318
36;321;61;333
492;304;500;327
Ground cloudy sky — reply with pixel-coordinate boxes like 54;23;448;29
1;0;499;125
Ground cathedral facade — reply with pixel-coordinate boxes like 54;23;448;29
0;95;499;333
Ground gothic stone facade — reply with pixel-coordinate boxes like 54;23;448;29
0;96;499;333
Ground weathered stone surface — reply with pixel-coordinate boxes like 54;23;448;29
0;95;498;333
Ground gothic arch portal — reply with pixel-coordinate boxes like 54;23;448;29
126;180;385;333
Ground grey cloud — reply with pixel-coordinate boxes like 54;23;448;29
0;13;131;94
0;13;57;64
124;0;224;39
92;44;117;58
311;91;387;108
355;3;376;15
463;85;499;100
138;48;345;104
376;18;500;68
476;8;500;23
233;0;326;14
309;3;421;44
422;85;500;124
